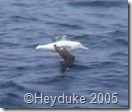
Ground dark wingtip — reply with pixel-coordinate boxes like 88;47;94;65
54;44;57;48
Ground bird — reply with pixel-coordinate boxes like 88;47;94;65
36;36;88;67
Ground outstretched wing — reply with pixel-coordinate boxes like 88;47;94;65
54;44;75;66
52;35;68;42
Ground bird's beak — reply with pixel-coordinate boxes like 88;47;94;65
81;45;89;50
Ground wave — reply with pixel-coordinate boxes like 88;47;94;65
0;80;26;91
0;41;19;48
110;51;128;57
46;21;83;29
105;29;128;37
72;64;91;70
67;0;127;8
26;75;78;85
90;60;117;69
11;2;33;8
10;15;39;23
114;38;128;46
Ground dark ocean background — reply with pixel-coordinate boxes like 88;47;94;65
0;0;128;108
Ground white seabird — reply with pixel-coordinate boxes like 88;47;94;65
36;40;88;51
36;36;88;66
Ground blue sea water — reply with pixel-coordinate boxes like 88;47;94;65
0;0;128;108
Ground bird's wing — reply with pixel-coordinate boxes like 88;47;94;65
54;44;74;66
52;35;68;42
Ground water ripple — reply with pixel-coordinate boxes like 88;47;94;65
68;0;127;8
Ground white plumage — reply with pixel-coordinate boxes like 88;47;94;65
36;40;88;51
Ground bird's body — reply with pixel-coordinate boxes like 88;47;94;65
36;40;88;51
36;36;89;69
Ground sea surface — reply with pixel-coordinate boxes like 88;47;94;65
0;0;128;108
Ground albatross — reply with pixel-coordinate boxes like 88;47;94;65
36;36;88;67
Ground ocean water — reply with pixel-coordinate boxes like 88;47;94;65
0;0;128;108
